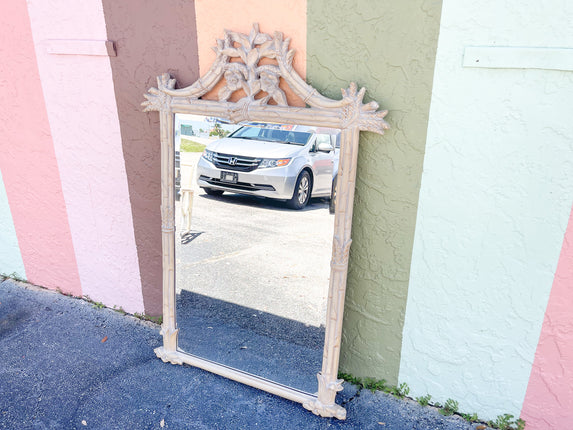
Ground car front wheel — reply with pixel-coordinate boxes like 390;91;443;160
329;175;337;214
287;171;311;210
203;187;224;196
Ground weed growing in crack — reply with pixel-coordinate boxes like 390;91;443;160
337;372;525;429
460;412;479;423
489;414;526;430
133;312;163;325
416;394;432;406
439;398;459;416
1;272;26;282
112;305;127;315
363;377;388;393
83;295;106;309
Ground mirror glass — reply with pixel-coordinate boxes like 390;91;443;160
174;114;339;393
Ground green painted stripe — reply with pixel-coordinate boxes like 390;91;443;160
307;0;443;383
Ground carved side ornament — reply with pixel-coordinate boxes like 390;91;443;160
303;372;346;419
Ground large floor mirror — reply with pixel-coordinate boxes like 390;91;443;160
143;24;388;419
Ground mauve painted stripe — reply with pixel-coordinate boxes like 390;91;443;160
0;171;26;279
521;204;573;430
101;0;201;316
0;0;81;294
26;0;144;313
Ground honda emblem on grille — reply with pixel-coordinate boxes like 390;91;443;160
228;157;237;165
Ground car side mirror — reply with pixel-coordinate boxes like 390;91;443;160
317;142;334;153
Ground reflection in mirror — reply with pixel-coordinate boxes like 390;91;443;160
174;114;338;393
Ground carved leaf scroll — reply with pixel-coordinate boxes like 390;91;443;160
142;74;176;112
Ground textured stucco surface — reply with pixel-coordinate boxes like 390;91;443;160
0;0;81;294
0;172;26;279
102;0;200;316
307;0;443;383
400;0;573;421
194;0;307;106
521;205;573;430
26;0;144;313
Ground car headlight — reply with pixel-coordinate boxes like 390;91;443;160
202;149;214;162
258;158;291;169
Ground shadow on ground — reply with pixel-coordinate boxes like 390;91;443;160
176;290;325;393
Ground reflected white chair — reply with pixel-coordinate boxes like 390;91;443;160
180;161;195;234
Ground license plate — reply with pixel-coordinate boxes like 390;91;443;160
221;171;238;183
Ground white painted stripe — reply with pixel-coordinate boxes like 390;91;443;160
26;0;144;313
399;0;573;421
463;46;573;71
0;170;26;279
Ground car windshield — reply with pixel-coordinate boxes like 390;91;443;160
228;125;312;145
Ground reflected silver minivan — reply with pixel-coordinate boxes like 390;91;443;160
196;123;339;209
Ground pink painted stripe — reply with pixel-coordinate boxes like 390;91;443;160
0;1;81;295
521;204;573;429
26;0;144;313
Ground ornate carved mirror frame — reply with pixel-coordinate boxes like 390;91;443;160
143;24;388;419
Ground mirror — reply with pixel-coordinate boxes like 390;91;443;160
174;115;337;394
143;24;388;419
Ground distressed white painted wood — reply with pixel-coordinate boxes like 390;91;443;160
143;23;388;420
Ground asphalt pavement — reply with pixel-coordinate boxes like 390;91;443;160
0;278;489;429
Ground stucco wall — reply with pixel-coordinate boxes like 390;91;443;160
102;0;201;316
399;0;573;421
307;0;443;383
26;0;144;313
0;0;81;295
2;1;572;425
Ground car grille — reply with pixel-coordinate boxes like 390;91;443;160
212;152;260;172
199;175;276;192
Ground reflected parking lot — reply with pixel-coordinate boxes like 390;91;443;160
176;152;333;327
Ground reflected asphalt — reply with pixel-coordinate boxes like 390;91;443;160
176;152;334;393
0;279;484;429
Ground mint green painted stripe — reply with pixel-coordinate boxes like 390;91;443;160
0;170;26;279
399;0;573;420
307;0;443;383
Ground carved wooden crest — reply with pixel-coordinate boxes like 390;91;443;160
143;23;388;134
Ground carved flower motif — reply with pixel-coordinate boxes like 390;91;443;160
256;69;287;106
219;67;249;101
224;69;244;91
259;69;279;93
